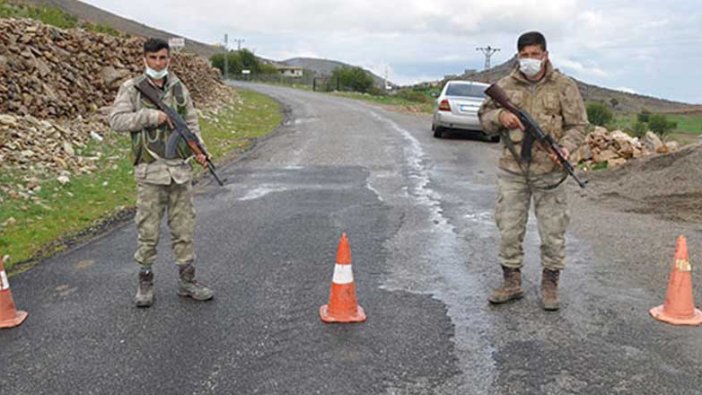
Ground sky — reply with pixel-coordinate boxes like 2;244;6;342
82;0;702;104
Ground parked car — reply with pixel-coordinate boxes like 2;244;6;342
431;80;498;142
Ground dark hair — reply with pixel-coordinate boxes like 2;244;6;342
143;38;169;54
517;31;547;52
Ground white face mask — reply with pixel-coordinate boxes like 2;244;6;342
518;58;543;78
144;61;168;80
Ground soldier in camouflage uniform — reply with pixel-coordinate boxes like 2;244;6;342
109;38;214;307
478;32;588;310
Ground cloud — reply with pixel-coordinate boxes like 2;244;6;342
82;0;702;102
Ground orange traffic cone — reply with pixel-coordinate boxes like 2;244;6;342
320;233;366;323
0;256;28;329
650;235;702;326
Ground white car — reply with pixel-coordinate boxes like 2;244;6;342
431;80;498;142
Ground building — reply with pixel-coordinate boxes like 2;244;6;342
275;65;304;78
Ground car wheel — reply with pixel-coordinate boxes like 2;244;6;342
433;125;444;138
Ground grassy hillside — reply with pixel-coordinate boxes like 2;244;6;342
8;0;222;58
448;56;695;114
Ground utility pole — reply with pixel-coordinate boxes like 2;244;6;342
476;46;500;70
223;33;229;79
233;38;245;51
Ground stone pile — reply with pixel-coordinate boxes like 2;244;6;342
0;113;110;175
0;18;230;119
574;126;680;168
0;17;235;197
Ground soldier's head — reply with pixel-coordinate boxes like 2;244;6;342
516;31;548;81
143;38;170;80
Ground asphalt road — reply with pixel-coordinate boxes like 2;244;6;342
1;82;701;394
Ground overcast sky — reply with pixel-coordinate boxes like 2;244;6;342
82;0;702;103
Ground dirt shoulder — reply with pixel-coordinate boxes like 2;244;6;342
568;144;702;297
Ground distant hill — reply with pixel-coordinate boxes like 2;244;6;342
447;56;693;113
282;57;392;88
9;0;222;59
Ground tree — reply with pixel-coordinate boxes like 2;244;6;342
648;114;677;136
209;49;277;78
328;66;374;93
586;102;613;126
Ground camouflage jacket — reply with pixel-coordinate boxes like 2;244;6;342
109;72;205;185
478;61;588;175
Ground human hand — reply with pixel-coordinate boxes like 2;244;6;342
549;146;570;165
157;111;174;129
499;111;524;130
195;153;208;167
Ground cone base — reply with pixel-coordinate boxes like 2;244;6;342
650;305;702;326
320;304;366;323
0;310;28;329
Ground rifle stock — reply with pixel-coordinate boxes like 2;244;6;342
484;83;587;188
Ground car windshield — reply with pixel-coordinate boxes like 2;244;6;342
445;83;486;98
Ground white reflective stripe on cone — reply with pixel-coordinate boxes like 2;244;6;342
0;271;8;291
332;264;354;285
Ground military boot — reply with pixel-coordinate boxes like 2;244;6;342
488;266;524;304
135;268;154;308
177;264;214;301
541;268;560;311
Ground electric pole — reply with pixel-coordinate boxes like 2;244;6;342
223;33;228;79
233;38;245;51
476;46;500;70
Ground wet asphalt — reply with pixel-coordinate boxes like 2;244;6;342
1;82;701;394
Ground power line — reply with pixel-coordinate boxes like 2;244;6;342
476;46;500;70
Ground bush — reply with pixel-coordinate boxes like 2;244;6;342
586;102;613;126
632;121;648;138
396;89;430;103
637;109;651;123
649;114;677;136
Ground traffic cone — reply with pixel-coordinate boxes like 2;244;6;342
0;256;28;329
320;233;366;323
650;235;702;326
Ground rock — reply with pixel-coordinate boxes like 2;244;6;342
607;158;627;168
665;141;680;152
100;66;129;88
90;131;104;142
641;131;664;152
57;175;71;185
63;141;75;156
593;149;618;163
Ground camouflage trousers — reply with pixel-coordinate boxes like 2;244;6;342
495;169;570;270
134;180;196;267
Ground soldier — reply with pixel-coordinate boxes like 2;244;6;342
109;38;214;307
478;31;588;310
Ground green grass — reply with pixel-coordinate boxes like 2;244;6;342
0;0;78;28
331;91;435;114
0;0;122;36
0;89;281;271
611;113;702;135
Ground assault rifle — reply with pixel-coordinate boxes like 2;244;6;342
134;80;225;186
484;83;587;188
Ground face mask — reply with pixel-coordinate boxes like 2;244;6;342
144;62;168;80
518;58;543;78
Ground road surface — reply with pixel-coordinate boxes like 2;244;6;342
2;82;701;394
